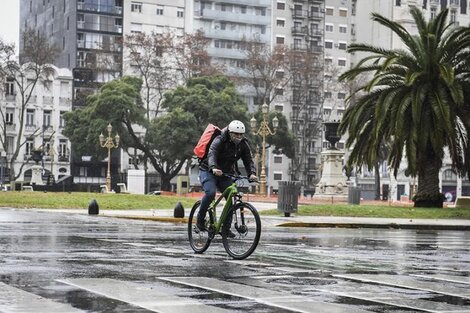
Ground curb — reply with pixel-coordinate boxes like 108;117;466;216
277;222;470;231
102;215;188;224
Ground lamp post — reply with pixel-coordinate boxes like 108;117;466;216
48;135;55;185
99;124;120;192
250;103;279;196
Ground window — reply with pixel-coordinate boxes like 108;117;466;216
325;24;333;32
60;111;66;127
273;173;283;180
5;78;14;95
339;9;347;17
26;140;34;156
430;7;437;19
274;156;283;164
325;41;333;49
337;92;346;99
395;0;401;6
43;110;51;127
339;25;347;33
338;42;347;50
277;2;285;10
274;104;283;112
59;139;68;156
130;23;142;33
338;58;346;66
324;92;332;99
6;136;14;154
325;7;334;15
276;19;285;27
276;36;285;44
177;10;184;18
131;2;142;12
6;109;14;125
26;109;35;126
450;9;457;24
156;8;164;15
275;88;284;96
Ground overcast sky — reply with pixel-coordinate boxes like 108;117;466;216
0;0;20;53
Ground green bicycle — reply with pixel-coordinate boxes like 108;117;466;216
188;174;261;260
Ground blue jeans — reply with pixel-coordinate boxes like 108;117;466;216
198;170;233;223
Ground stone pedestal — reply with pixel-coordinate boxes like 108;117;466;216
314;149;347;199
30;165;44;185
127;169;145;194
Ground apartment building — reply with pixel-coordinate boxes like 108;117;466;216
0;65;73;184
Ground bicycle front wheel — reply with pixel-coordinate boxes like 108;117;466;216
188;200;212;254
222;202;261;260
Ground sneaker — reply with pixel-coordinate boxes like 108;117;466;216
225;229;237;238
196;219;206;232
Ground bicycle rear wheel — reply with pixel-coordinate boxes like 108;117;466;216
222;202;261;260
188;200;212;254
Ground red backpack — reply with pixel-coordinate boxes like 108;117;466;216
193;124;222;159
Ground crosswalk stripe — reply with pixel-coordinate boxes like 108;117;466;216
333;274;470;299
412;274;470;285
0;282;85;313
319;290;468;313
58;278;231;313
159;276;372;313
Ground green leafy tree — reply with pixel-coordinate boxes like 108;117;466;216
338;8;470;207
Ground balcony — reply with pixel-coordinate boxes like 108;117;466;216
206;0;271;5
207;47;246;59
205;28;269;43
292;10;307;19
77;2;123;15
5;123;16;132
308;11;323;19
58;155;70;162
196;9;270;25
5;94;16;101
59;97;72;106
43;96;54;105
291;26;307;35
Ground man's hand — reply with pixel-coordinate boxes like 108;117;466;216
249;174;258;182
212;168;223;176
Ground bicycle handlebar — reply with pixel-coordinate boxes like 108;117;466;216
222;173;258;183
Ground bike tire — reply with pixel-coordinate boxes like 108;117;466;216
188;200;212;254
222;202;261;260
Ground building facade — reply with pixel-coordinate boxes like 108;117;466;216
0;65;73;185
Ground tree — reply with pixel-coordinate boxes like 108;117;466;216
64;75;251;190
0;29;59;182
125;30;220;122
338;8;470;207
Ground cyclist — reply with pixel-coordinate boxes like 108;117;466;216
197;120;257;232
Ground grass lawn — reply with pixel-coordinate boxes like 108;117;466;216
0;192;196;210
261;203;470;219
1;191;469;219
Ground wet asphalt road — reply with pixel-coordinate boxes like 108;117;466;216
0;208;469;313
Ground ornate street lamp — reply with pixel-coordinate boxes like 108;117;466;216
250;103;279;196
99;124;120;192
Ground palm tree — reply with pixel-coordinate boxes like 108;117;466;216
338;7;470;208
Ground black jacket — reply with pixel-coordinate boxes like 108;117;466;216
199;129;256;176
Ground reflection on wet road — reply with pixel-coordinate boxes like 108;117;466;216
0;208;469;313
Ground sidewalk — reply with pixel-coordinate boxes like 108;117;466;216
33;201;470;231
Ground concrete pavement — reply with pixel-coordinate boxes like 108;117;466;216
29;201;470;231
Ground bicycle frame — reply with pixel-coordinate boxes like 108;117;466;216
208;182;239;234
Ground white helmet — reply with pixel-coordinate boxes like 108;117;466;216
228;120;245;134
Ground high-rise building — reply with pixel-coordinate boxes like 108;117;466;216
20;0;124;107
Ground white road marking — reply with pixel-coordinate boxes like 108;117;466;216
412;274;470;285
0;282;84;313
159;276;372;313
333;274;470;299
58;278;231;313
